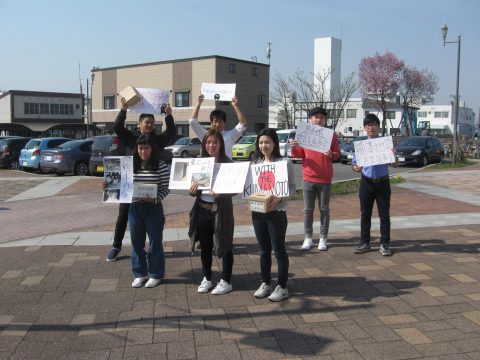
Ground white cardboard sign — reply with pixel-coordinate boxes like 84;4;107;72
353;136;396;166
102;156;133;203
129;88;171;114
169;157;215;190
200;82;236;101
212;162;250;194
243;161;290;198
295;122;334;153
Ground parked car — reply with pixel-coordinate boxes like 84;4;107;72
340;136;368;164
0;137;31;169
232;135;257;161
40;139;94;175
164;137;201;158
396;136;444;166
277;129;296;157
19;137;72;171
89;135;125;176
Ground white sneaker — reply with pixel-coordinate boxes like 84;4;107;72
254;283;273;299
211;279;232;295
145;278;162;288
318;237;328;251
197;277;213;293
131;277;148;288
301;238;313;250
268;285;289;302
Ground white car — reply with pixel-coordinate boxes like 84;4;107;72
165;137;202;158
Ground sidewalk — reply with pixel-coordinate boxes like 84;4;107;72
0;165;480;359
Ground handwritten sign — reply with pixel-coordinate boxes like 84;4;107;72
295;122;334;153
169;157;215;190
353;136;396;166
243;161;290;198
129;88;171;114
212;162;250;194
200;82;236;101
102;156;133;203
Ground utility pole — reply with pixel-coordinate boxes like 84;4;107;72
86;78;90;138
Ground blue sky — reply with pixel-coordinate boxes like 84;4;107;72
1;0;479;117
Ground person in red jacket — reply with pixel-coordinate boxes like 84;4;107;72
290;107;340;251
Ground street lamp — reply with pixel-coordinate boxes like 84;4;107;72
441;24;461;164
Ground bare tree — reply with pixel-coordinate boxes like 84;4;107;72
271;72;295;129
328;71;359;131
398;67;439;136
359;51;405;136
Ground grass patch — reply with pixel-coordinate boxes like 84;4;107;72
425;160;476;170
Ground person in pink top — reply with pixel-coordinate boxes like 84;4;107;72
290;107;340;251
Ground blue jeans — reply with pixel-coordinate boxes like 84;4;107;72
303;180;331;238
359;177;391;245
129;202;165;279
252;210;289;288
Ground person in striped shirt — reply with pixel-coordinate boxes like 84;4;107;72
129;134;170;288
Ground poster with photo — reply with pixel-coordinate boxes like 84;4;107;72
242;160;290;198
168;157;215;190
102;156;133;203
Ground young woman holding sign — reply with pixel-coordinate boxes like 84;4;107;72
188;129;235;295
251;128;296;302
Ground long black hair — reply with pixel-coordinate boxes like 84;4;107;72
133;134;159;172
254;128;281;161
200;129;229;163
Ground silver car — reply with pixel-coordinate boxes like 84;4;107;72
165;137;202;158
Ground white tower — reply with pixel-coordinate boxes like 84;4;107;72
314;37;342;101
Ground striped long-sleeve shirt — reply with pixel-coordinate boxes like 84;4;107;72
132;161;170;203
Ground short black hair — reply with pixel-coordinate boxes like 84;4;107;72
209;110;226;122
133;133;159;172
139;113;155;122
308;107;328;118
363;113;380;126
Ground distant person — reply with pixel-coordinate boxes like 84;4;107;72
106;97;176;262
129;134;170;288
189;94;247;159
251;128;296;302
351;114;399;256
290;107;340;251
188;129;235;295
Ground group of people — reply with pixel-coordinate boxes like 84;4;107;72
104;93;399;302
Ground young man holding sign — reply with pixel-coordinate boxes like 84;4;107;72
290;107;340;251
189;94;247;159
352;114;399;256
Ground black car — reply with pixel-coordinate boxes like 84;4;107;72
340;136;368;164
396;136;444;166
0;136;32;169
89;135;126;176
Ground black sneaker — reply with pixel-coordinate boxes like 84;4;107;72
354;242;371;254
106;248;121;262
379;243;392;256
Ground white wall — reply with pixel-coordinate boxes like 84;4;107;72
0;94;11;123
314;37;342;101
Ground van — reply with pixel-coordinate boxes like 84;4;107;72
276;129;296;157
88;135;126;176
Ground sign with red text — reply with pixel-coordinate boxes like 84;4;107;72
242;161;290;198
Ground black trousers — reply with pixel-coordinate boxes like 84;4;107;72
359;177;391;245
112;203;130;249
196;206;233;283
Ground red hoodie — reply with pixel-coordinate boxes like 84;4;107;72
291;133;340;184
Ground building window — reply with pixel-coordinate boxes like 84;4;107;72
434;111;449;118
40;103;49;114
417;111;427;117
386;111;396;119
103;95;115;109
252;67;258;77
229;63;236;73
346;109;357;118
257;95;266;108
50;104;60;114
175;91;189;107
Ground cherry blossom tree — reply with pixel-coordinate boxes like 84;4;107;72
359;51;405;135
398;67;439;136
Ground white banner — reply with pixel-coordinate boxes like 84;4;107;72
129;88;171;114
200;82;236;101
353;136;396;166
295;122;334;153
243;161;290;198
212;162;250;194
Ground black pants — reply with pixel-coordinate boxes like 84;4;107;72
196;206;233;283
112;203;130;249
359;177;391;245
